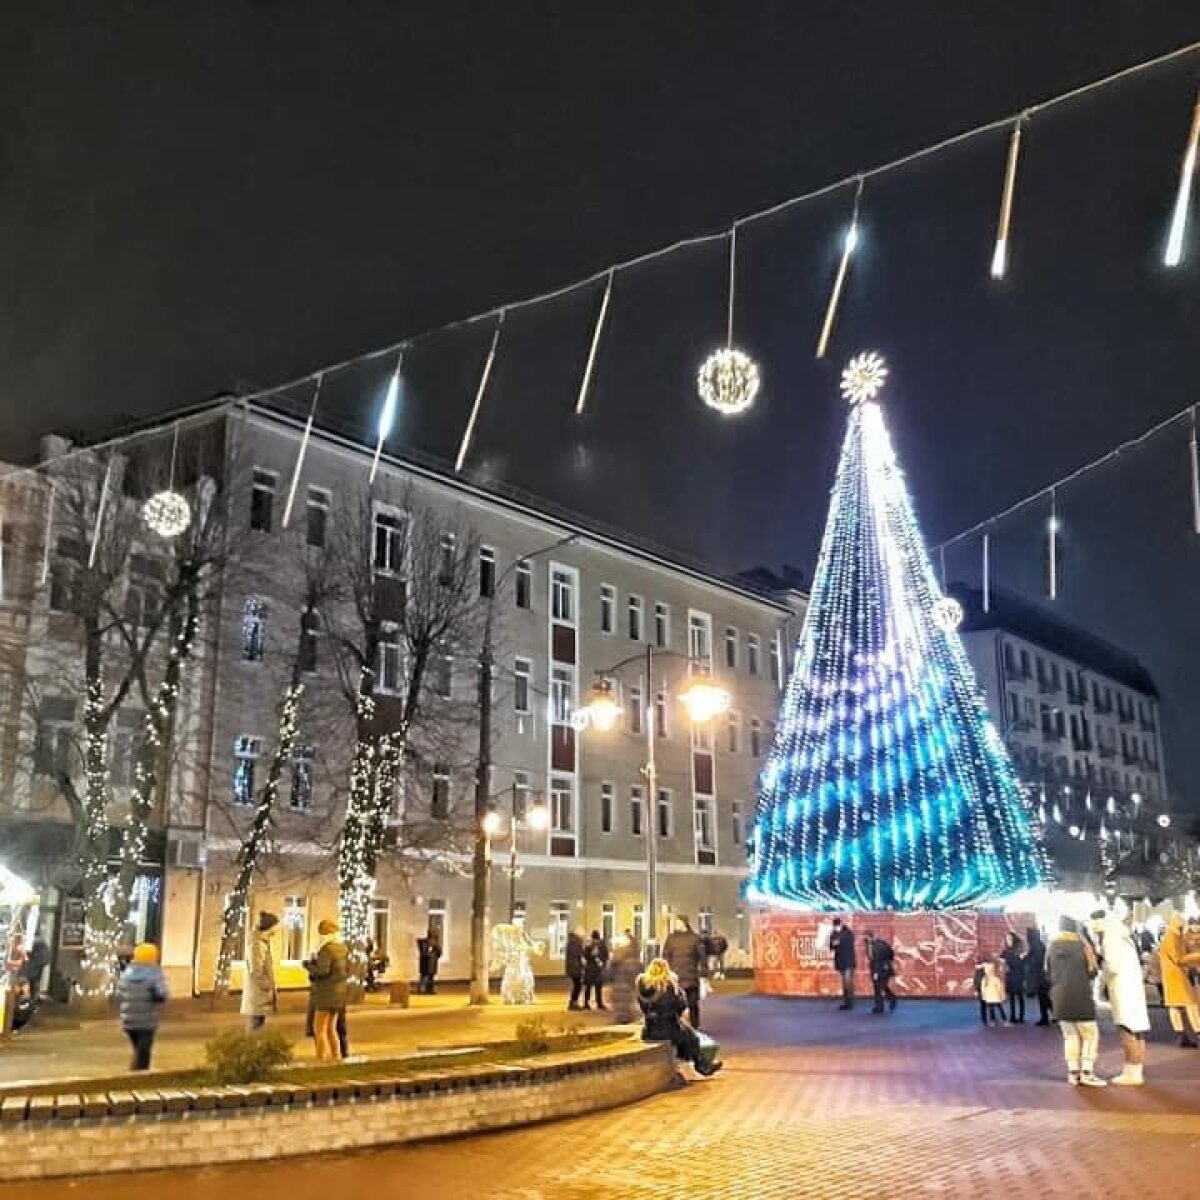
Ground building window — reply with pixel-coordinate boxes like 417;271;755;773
427;898;447;955
1003;642;1017;676
107;712;140;788
241;598;268;662
290;743;314;810
434;650;453;700
724;626;739;670
550;665;574;725
282;895;308;962
513;657;532;714
371;897;390;958
630;785;644;837
431;764;450;819
627;595;643;641
512;900;527;928
438;533;458;586
551;567;575;623
515;560;531;609
726;711;741;754
125;579;152;629
251;468;277;532
305;487;330;548
232;735;260;805
656;788;673;838
770;632;783;685
600;584;616;633
692;721;714;752
512;770;530;819
747;633;761;676
373;508;406;575
601;902;616;945
654;603;670;649
550;774;574;835
628;686;643;735
655;687;668;738
694;796;714;852
749;718;763;757
732;801;743;846
377;625;404;693
687;611;712;666
600;782;615;834
479;547;496;599
299;608;319;673
632;903;645;946
697;907;714;936
33;698;75;778
548;902;570;959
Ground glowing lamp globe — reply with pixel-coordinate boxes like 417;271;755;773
583;678;622;732
932;596;964;631
697;347;761;416
526;805;550;831
142;489;191;537
680;673;731;723
482;810;503;837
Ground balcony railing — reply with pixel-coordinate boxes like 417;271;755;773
1097;745;1117;760
1038;678;1058;695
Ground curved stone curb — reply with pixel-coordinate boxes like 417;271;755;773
0;1038;675;1180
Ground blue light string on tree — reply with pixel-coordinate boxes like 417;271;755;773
747;353;1041;912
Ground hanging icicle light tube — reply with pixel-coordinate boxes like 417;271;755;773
698;224;761;416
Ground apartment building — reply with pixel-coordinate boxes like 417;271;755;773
0;403;803;994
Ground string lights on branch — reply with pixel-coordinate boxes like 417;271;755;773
456;312;505;473
816;177;864;360
697;224;762;415
1164;83;1200;267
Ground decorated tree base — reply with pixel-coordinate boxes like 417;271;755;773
753;909;1035;1000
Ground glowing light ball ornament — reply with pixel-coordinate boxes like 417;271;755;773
697;347;760;416
141;490;191;538
932;596;964;631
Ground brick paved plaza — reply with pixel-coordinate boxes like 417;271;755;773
4;988;1198;1199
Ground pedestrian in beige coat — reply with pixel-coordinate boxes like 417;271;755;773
241;911;279;1030
1158;914;1200;1048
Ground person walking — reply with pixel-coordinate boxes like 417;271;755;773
866;931;897;1013
1024;927;1052;1025
979;958;1007;1026
21;938;50;1007
117;943;168;1071
1001;932;1027;1024
308;918;349;1062
662;915;707;1028
1097;911;1151;1085
609;932;641;1023
583;929;609;1011
564;928;586;1010
1046;916;1106;1086
829;917;857;1010
635;957;722;1078
708;929;729;980
1158;913;1200;1048
241;911;278;1031
416;929;441;995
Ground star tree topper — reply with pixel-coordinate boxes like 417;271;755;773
840;351;888;406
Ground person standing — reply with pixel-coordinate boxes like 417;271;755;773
866;931;897;1013
662;916;706;1028
583;930;609;1011
1046;916;1106;1086
241;911;278;1031
1158;913;1200;1048
829;917;857;1010
565;928;586;1010
1097;911;1151;1085
980;959;1007;1026
609;932;641;1023
416;929;441;995
1001;932;1027;1024
1024;927;1051;1026
117;943;168;1071
308;918;349;1062
708;929;729;980
22;938;50;1007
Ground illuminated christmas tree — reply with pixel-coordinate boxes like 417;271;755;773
748;353;1041;911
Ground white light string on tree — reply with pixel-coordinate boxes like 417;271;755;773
455;311;505;472
1165;83;1200;267
816;177;863;360
575;269;614;416
990;114;1026;279
698;223;761;414
282;372;324;527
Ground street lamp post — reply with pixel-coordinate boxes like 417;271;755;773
575;644;730;959
485;784;550;924
469;533;577;1006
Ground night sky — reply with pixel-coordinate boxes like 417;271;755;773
5;4;1200;807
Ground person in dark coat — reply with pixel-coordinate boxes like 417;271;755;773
416;929;441;995
21;938;50;1006
1001;932;1027;1024
661;916;707;1028
866;931;897;1013
117;942;168;1071
1024;927;1051;1025
636;958;722;1078
829;917;857;1010
564;929;586;1010
582;930;609;1010
1046;916;1106;1087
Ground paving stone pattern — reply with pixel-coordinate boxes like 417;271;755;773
4;995;1199;1199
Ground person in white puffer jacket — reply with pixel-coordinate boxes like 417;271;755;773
1097;910;1151;1086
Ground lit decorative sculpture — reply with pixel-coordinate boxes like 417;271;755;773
142;489;191;537
932;596;964;631
697;347;760;416
491;922;543;1005
839;351;888;406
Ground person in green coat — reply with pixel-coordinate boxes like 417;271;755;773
309;918;349;1061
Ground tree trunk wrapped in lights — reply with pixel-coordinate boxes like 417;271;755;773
748;354;1041;912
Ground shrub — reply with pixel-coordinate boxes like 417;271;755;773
554;1020;584;1051
513;1015;550;1054
204;1029;293;1084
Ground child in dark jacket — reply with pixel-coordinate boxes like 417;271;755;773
117;942;169;1070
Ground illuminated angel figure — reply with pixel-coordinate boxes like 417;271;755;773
491;923;544;1005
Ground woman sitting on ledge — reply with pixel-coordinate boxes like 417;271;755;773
636;958;722;1078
